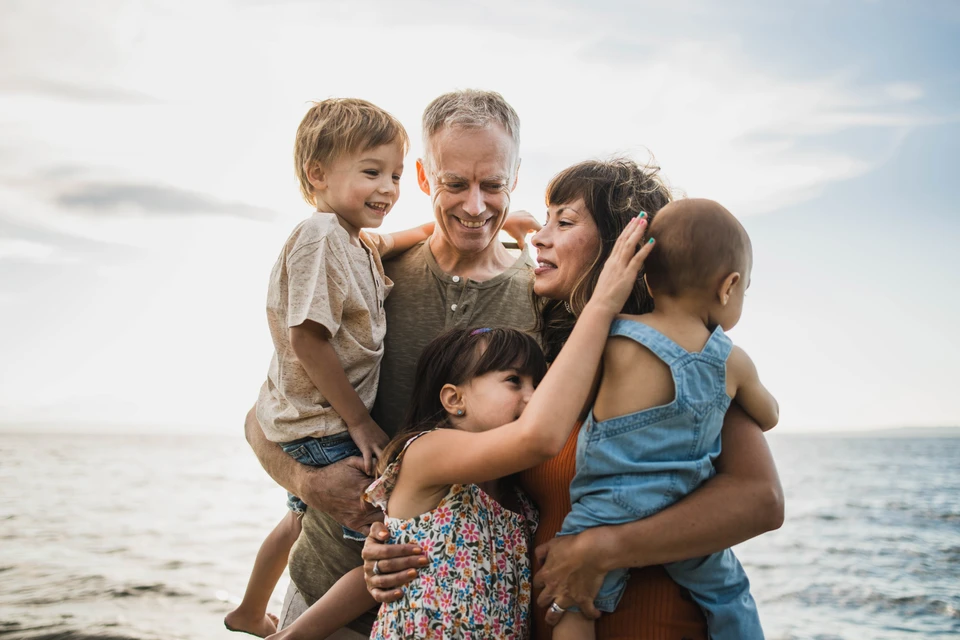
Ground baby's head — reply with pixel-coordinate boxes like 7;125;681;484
379;328;546;473
644;198;752;331
294;98;409;227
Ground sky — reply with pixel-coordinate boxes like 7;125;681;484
0;0;957;434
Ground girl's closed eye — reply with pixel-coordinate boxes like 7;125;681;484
364;169;379;177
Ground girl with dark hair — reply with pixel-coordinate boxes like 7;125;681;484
266;219;655;640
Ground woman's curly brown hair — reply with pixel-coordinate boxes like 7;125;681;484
535;157;673;362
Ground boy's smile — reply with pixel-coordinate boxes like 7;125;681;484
311;142;405;242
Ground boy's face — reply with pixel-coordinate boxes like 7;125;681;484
312;142;405;237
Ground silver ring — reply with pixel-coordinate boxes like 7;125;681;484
372;560;381;576
549;601;566;614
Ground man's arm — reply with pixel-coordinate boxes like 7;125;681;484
243;405;381;532
534;403;784;618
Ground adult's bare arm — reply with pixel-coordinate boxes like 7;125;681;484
243;405;381;532
535;403;784;619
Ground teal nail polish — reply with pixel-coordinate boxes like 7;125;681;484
648;238;655;244
639;211;646;219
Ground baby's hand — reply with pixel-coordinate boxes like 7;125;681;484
348;419;390;476
589;214;655;316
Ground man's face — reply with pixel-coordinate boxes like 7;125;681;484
417;124;519;257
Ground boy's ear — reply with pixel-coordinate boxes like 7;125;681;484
305;161;327;192
439;383;464;416
416;158;431;196
718;272;741;306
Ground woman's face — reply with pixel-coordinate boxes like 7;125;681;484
531;198;601;301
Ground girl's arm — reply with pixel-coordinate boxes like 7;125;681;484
267;566;375;640
374;222;435;259
402;219;654;489
728;345;779;431
534;403;784;619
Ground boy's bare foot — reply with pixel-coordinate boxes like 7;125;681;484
224;609;279;638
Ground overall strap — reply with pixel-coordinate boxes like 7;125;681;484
609;318;689;366
701;325;734;363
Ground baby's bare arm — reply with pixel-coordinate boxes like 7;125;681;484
727;345;779;431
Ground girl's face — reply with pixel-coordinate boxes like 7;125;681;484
455;368;537;433
531;198;602;301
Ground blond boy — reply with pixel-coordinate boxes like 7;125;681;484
226;98;433;637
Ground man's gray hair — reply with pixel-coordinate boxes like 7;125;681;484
421;89;520;169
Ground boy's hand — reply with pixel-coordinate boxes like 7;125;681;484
502;209;542;249
348;419;390;476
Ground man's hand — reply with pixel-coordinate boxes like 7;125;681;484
348;419;390;476
502;209;542;249
362;522;428;603
295;457;383;534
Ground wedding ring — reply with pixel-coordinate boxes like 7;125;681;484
549;601;566;614
372;560;382;576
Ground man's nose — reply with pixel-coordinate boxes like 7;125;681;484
462;184;484;216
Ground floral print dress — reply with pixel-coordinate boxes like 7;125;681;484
365;431;539;639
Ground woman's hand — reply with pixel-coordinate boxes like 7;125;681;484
534;529;607;625
588;214;654;317
361;522;428;603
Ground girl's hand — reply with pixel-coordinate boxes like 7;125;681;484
361;522;428;602
588;214;654;317
534;529;607;624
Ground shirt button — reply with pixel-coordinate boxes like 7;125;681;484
452;276;461;283
451;304;458;311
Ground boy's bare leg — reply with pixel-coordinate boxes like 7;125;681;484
553;611;596;640
267;566;376;640
226;511;302;637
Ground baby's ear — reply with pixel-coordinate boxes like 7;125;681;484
439;383;464;416
718;271;741;306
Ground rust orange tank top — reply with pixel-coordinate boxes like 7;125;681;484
517;422;708;640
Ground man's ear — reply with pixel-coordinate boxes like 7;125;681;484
510;157;522;192
416;158;432;196
306;161;327;193
718;272;741;306
439;383;464;416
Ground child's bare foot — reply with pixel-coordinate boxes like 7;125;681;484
224;609;279;637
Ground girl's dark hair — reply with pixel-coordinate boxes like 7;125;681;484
376;327;547;475
535;157;673;362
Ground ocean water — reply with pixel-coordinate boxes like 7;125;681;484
0;429;957;639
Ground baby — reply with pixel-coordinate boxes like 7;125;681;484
553;198;778;640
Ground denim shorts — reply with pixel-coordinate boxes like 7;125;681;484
280;431;366;542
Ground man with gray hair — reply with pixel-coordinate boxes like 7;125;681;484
243;89;539;635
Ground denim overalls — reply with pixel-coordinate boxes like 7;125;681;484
559;318;763;639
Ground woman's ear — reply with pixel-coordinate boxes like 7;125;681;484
718;272;741;306
439;383;465;416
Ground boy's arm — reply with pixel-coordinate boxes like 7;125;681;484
374;222;435;260
290;320;389;475
268;566;375;640
728;345;779;431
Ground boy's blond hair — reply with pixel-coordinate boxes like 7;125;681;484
294;98;409;206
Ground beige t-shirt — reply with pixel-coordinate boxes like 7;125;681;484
257;213;393;443
288;241;538;625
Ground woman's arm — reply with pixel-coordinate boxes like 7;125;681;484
534;403;784;618
243;405;382;532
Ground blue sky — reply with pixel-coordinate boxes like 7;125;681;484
0;0;957;432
